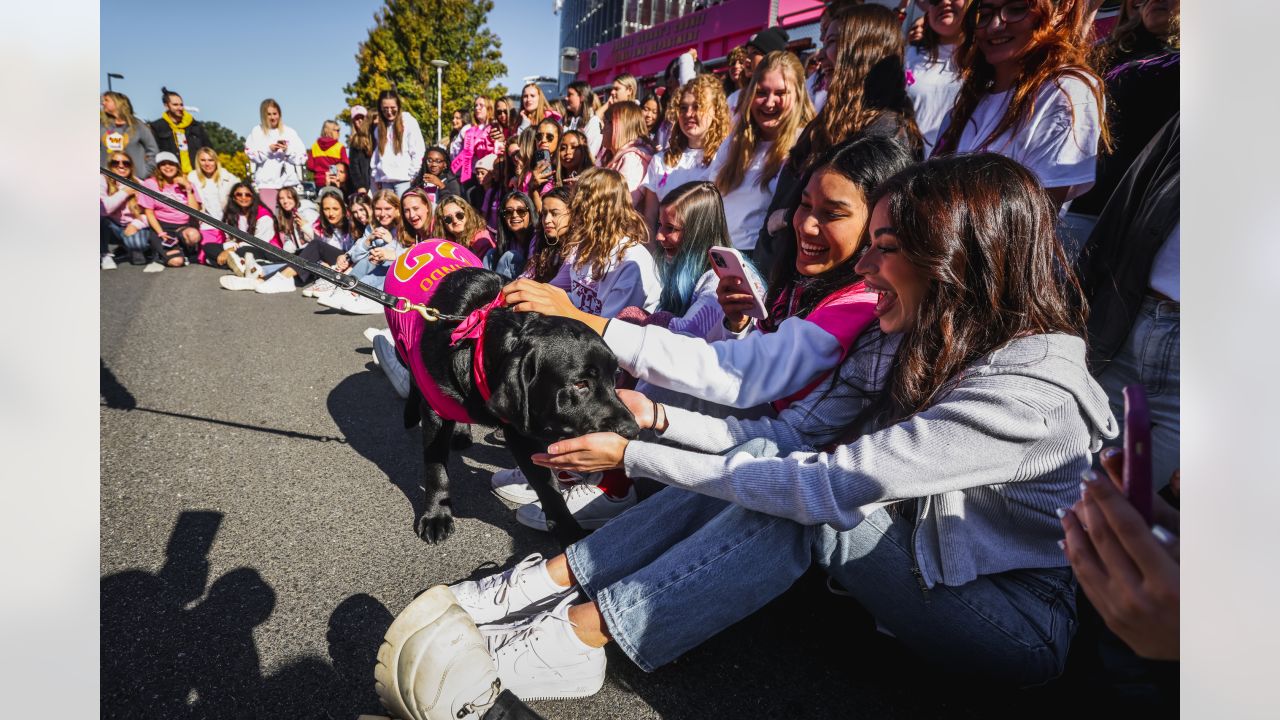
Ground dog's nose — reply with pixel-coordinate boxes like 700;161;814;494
614;415;641;440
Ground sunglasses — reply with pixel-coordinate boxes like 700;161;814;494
501;208;530;217
110;160;132;167
536;132;557;142
444;211;466;223
496;109;510;115
974;2;1031;28
234;191;253;198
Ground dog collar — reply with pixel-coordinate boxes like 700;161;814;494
449;293;504;406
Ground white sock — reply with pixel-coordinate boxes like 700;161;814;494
553;599;596;653
534;559;572;593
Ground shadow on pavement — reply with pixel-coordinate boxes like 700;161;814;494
101;510;392;719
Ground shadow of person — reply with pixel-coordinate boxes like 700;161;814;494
101;357;136;410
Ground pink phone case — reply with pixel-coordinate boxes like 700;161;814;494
1122;384;1154;525
709;247;768;321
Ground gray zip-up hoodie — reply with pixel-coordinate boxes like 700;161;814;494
622;328;1118;589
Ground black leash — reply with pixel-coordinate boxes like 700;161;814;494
100;167;469;322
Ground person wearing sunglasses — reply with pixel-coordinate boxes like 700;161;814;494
434;195;495;263
906;0;965;156
490;191;539;281
933;0;1108;258
100;152;152;268
527;120;562;213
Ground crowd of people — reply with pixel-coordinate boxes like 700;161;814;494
99;0;1180;716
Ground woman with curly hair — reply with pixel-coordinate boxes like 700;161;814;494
435;194;495;262
638;75;731;238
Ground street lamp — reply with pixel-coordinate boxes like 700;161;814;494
107;72;124;92
429;60;449;145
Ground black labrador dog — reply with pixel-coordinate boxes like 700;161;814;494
400;267;640;547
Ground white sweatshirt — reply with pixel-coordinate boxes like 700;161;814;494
245;125;307;189
187;169;241;232
552;240;662;318
371;112;427;185
603;313;846;408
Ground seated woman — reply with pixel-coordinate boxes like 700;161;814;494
252;186;356;295
521;187;572;284
136;151;203;271
317;188;404;313
598;102;655;206
100;151;151;267
490;191;538;281
436;193;496;263
557;129;594;189
395;153;1118;703
188;147;241;266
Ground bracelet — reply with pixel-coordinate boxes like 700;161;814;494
652;402;667;433
648;398;659;430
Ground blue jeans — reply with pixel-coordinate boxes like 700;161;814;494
347;257;388;290
565;443;1076;684
1096;295;1180;489
101;218;149;255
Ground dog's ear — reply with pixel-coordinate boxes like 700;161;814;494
403;381;423;428
487;335;537;435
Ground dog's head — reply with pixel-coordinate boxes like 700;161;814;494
484;310;641;443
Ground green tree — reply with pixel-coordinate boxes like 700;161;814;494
203;121;245;156
344;0;508;145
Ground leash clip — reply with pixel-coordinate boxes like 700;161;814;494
391;297;443;322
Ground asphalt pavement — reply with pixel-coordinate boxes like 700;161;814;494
100;262;1082;719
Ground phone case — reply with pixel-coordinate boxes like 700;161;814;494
709;247;769;321
1122;384;1154;525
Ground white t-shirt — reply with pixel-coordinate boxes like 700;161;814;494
1148;222;1179;302
552;239;663;318
708;140;776;251
939;73;1103;200
641;147;714;202
905;43;962;156
806;72;828;116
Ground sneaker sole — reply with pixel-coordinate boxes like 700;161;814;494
514;508;621;532
491;484;541;505
506;669;606;702
374;585;460;720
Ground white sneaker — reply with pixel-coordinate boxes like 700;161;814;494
219;274;261;291
343;292;386;315
516;482;637;532
226;251;247;277
303;279;336;298
374;589;502;720
364;326;392;343
448;553;572;625
243;252;263;278
142;262;165;273
373;334;411;399
484;593;606;701
255;272;296;294
491;468;595;505
318;289;351;309
101;254;117;270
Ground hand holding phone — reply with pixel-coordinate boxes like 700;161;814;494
1122;384;1154;525
709;247;768;322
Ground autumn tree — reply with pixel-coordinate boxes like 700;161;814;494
345;0;508;145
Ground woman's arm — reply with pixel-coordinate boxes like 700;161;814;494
253;216;276;243
244;128;270;164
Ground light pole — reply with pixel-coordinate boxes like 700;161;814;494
429;60;449;145
107;72;123;92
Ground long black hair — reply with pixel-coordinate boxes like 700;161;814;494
222;182;265;236
761;135;914;333
526;187;570;282
497;190;538;259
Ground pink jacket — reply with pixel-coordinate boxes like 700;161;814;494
451;124;498;184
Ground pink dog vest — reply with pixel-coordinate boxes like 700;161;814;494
384;239;494;423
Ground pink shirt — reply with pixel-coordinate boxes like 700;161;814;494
452;124;498;184
137;177;202;226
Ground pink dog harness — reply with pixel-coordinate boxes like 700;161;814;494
384;239;503;423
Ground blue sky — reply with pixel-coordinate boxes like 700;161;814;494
100;0;559;142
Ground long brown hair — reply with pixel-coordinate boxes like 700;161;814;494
564;167;648;280
434;194;488;249
800;4;922;171
862;152;1087;424
374;90;406;155
348;112;373;154
935;0;1110;156
662;74;730;169
370;188;407;245
716;51;814;193
100;91;138;130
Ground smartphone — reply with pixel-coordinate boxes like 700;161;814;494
709;247;768;321
533;148;553;168
1122;384;1154;525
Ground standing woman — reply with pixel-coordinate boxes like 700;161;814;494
639;75;731;238
557;129;595;188
100;91;158;178
493;96;518;138
452;96;499;185
563;80;604;160
244;98;306;213
723;46;752;99
526;119;561;212
638;92;663;146
137;152;203;270
608;74;638;108
933;0;1107;213
306;119;350;190
517;83;563;132
346;106;373;193
188;147;241;264
905;0;965;155
150;87;212;175
599;102;656;206
370;89;426;196
712;51;815;253
448;109;466;156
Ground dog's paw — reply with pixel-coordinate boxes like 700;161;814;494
415;508;455;543
450;427;473;451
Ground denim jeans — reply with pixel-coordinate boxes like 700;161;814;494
347;256;388;290
1096;295;1180;488
565;441;1076;685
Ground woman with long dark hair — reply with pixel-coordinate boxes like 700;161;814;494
427;153;1115;701
563;80;603;159
214;183;278;288
557;129;595;187
522;186;571;284
346;105;373;193
490;191;539;281
370;89;426;196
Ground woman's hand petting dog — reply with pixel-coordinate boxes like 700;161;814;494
502;279;609;336
532;432;629;474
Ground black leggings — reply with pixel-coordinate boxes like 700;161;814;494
292;241;346;284
148;221;199;264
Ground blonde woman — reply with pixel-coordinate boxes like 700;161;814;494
638;74;731;237
100;151;151;267
245;98;306;212
712;51;814;251
188;147;241;263
543;167;660;318
516;82;563;132
100;91;158;178
599;102;656;206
